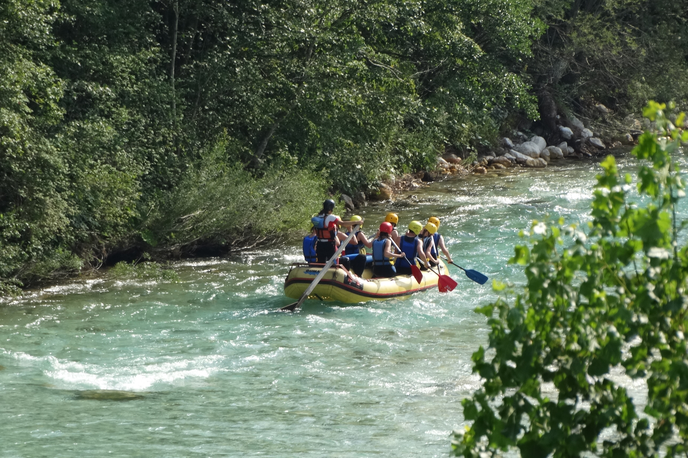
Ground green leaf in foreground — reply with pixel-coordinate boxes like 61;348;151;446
453;101;688;456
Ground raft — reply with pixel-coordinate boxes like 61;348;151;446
283;260;449;304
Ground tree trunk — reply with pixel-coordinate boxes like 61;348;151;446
170;0;179;125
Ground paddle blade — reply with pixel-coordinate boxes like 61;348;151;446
465;269;488;285
438;275;458;292
411;264;423;283
280;302;299;311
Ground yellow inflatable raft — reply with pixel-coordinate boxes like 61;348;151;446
283;260;449;303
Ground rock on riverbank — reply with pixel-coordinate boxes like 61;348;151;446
343;113;641;207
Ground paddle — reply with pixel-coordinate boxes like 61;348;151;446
426;264;458;292
389;239;423;283
280;224;361;311
446;259;489;285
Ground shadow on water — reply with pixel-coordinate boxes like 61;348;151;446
73;390;146;401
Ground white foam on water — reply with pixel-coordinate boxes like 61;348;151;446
38;353;225;391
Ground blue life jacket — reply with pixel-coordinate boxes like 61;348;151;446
303;234;317;262
395;235;418;268
344;231;364;255
311;215;336;242
372;239;392;266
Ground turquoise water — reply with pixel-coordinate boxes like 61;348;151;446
0;155;671;457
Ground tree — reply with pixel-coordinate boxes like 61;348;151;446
453;101;688;456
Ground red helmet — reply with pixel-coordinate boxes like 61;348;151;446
380;222;393;234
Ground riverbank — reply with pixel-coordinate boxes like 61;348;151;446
355;111;640;209
0;110;642;298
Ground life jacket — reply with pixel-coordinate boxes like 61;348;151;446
311;214;336;242
372;239;392;266
395;235;418;268
430;232;440;258
423;236;435;257
303;234;317;262
344;231;364;255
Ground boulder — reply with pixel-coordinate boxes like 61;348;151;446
567;146;575;155
474;166;487;174
421;171;437;182
557;141;568;150
571;117;585;130
558;126;574;140
442;153;462;164
437;157;450;168
540;148;550;162
489;156;512;166
515;141;542;158
370;183;392;201
581;128;593;139
492;163;506;170
545;146;564;160
509;149;532;163
341;193;355;210
589;137;606;149
530;135;547;152
525;158;547;168
503;137;515;148
354;192;366;205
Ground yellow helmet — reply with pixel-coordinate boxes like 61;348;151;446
428;216;440;228
424;222;438;235
351;215;363;228
385;212;399;225
408;220;423;235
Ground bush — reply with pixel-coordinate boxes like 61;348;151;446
453;102;688;457
109;258;179;282
141;136;330;250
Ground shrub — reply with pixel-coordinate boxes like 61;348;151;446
141;136;330;250
453;101;688;457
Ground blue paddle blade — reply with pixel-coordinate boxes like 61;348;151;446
465;269;488;285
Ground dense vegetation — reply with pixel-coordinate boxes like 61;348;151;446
453;103;688;456
1;0;687;291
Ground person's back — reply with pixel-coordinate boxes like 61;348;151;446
303;231;317;263
372;223;399;278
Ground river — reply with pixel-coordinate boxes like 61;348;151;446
0;153;671;457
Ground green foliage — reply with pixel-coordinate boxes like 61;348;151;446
532;0;688;113
109;259;179;283
141;135;330;249
453;101;688;456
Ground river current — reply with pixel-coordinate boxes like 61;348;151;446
1;154;679;457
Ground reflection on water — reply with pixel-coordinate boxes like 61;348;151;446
0;156;674;457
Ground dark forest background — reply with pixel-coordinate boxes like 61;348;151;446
1;0;686;290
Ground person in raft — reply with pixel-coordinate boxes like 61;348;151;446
420;222;440;268
427;216;453;265
371;222;405;278
303;225;317;264
394;220;428;276
338;215;373;276
311;199;361;265
371;212;401;246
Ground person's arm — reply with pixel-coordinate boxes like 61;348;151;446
415;239;427;264
338;218;364;229
358;232;373;249
383;240;403;260
438;234;452;263
391;230;400;249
